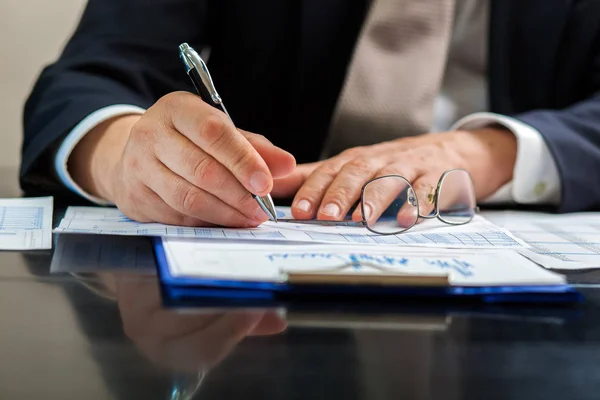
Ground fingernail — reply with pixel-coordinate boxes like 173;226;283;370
245;219;261;228
295;199;311;213
250;171;270;194
362;203;372;220
321;203;340;218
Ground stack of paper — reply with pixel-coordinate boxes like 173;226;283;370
54;206;577;292
55;206;526;248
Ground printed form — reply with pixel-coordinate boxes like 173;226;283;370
55;206;527;249
0;197;53;250
484;211;600;270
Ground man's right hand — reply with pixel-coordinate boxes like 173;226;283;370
68;92;296;227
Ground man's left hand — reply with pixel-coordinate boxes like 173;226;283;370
272;127;517;220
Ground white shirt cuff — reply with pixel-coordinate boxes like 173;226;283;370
55;105;146;205
451;112;561;205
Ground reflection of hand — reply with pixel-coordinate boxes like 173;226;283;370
273;127;515;222
69;91;295;227
115;278;287;373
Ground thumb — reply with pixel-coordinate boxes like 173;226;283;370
241;130;296;179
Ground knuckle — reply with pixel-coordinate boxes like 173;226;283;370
191;155;218;184
180;186;204;215
378;165;402;177
230;147;257;172
340;146;364;159
159;91;186;111
316;163;339;178
124;153;141;172
412;181;432;192
200;115;228;149
129;121;156;144
326;186;353;204
346;158;373;173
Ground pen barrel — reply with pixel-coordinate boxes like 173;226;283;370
188;70;225;112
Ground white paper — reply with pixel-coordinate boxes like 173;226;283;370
0;197;53;250
55;206;527;249
484;210;600;270
161;239;565;287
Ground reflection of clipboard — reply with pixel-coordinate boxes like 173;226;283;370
286;311;451;331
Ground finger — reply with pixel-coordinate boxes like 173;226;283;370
179;312;266;367
116;182;210;226
241;130;297;179
117;280;225;340
290;160;345;220
139;188;220;227
410;174;440;222
249;311;288;336
317;158;381;221
153;126;264;221
135;312;259;373
436;170;475;215
355;165;419;229
271;162;321;198
159;92;273;196
143;157;263;227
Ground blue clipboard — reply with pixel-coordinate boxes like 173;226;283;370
152;238;583;306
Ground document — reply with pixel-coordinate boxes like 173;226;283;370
484;211;600;270
0;197;53;250
161;239;565;287
55;206;527;249
50;234;156;273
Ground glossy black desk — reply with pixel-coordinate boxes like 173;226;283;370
2;168;600;400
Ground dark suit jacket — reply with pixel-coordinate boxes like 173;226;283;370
21;0;600;212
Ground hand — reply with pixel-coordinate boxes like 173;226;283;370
69;92;296;227
273;128;516;222
116;277;287;373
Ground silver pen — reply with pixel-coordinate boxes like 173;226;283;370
178;43;278;222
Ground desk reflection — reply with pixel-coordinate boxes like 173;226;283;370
69;272;288;400
115;276;287;373
70;271;456;400
43;234;599;400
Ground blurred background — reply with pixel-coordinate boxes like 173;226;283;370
0;0;86;170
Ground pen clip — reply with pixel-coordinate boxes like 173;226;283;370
179;43;222;105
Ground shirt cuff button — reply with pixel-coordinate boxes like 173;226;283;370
533;182;547;197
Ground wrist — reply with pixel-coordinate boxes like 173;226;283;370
68;115;141;201
455;125;517;198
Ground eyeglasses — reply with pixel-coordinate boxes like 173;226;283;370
280;169;478;235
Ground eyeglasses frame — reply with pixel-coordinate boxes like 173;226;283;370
279;168;478;236
361;168;478;235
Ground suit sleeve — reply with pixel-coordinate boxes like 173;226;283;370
512;38;600;212
21;0;209;199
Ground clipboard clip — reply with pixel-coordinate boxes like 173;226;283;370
280;262;449;287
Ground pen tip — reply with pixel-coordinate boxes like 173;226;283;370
254;194;277;222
